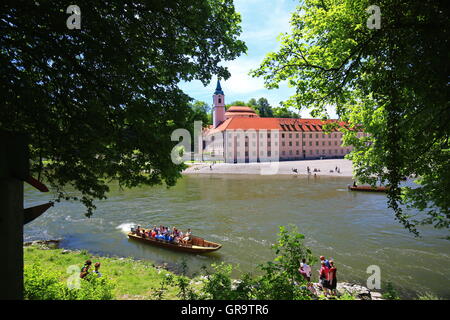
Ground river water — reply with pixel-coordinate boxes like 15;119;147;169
24;174;450;299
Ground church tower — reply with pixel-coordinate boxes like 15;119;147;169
212;80;225;128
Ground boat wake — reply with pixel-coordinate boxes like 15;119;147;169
116;222;136;235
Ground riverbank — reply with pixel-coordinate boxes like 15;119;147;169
24;241;388;300
183;159;354;177
24;242;182;299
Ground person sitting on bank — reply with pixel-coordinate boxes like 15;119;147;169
80;260;92;279
298;258;312;283
93;262;102;278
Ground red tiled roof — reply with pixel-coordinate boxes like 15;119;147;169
204;117;354;134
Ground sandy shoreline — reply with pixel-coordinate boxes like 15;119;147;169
183;159;354;178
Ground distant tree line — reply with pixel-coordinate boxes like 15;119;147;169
188;97;299;124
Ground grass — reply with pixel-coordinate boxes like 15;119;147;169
24;245;184;300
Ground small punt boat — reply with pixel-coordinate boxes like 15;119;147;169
127;231;222;254
348;185;390;192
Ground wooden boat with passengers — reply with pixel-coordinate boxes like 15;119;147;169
127;227;222;254
348;185;390;192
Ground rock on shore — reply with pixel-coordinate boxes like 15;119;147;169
310;282;383;300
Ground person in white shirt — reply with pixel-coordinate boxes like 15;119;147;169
299;258;312;282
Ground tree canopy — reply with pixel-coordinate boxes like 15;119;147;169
0;0;246;216
251;0;449;235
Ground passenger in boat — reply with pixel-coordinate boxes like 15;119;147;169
181;229;192;245
151;229;157;238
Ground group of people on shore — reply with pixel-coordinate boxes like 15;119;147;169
134;225;192;245
298;255;338;296
80;260;102;279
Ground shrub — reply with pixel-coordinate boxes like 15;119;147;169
381;282;400;300
24;264;115;300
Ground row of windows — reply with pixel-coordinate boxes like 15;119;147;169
228;132;342;139
227;148;350;157
228;140;344;147
226;132;367;139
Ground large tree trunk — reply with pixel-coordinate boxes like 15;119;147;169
0;132;28;300
0;179;23;299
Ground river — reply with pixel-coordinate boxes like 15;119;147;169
24;174;450;299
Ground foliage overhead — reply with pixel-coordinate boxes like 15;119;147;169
0;0;246;216
251;0;449;236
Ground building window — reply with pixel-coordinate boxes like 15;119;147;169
289;141;292;146
296;133;299;138
289;150;293;155
296;141;299;146
316;133;319;139
322;141;325;146
218;98;221;103
335;141;337;145
316;141;319;146
268;151;271;156
309;150;312;154
268;133;271;138
328;141;331;146
302;133;305;138
289;133;292;138
310;134;312;138
316;150;319;154
282;133;285;138
296;150;299;155
322;134;325;138
309;142;312;146
282;142;285;146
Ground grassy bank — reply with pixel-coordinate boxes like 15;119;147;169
24;244;183;300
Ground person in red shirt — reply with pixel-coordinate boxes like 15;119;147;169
328;260;337;296
318;260;330;296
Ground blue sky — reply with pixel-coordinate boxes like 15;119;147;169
180;0;337;118
177;0;303;117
